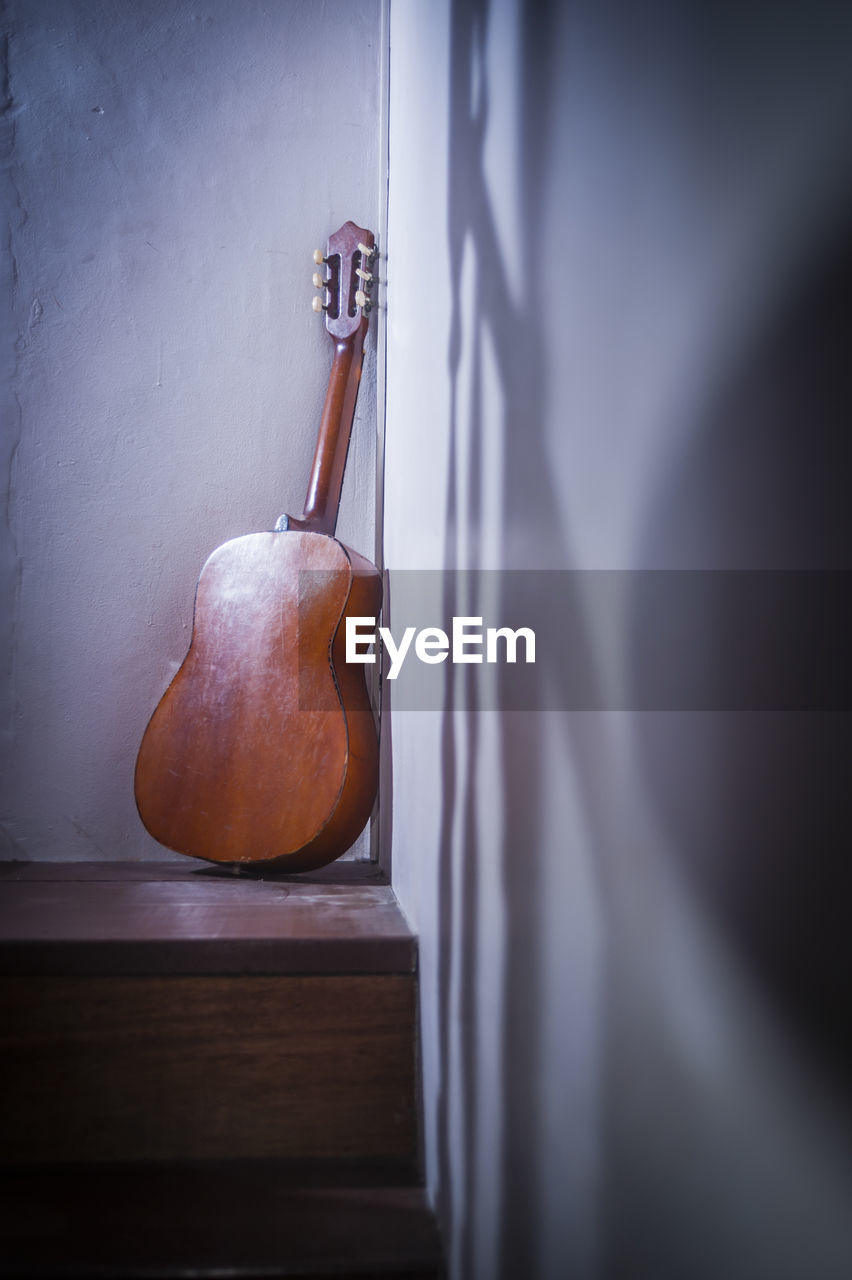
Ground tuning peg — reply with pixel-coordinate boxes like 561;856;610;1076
313;248;325;265
355;289;372;313
355;267;373;282
312;271;325;289
357;241;376;259
312;295;327;313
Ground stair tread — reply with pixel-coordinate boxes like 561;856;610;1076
0;862;415;975
0;1163;443;1277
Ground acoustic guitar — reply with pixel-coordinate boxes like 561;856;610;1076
135;221;381;870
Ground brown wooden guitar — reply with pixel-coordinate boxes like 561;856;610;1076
135;221;381;870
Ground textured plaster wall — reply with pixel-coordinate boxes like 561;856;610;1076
385;2;852;1277
2;0;382;861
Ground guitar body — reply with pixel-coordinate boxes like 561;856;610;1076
135;531;381;869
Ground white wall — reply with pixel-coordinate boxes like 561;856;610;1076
2;0;382;861
385;1;852;1277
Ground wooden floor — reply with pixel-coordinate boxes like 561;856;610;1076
0;861;442;1279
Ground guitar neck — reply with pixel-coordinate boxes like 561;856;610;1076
275;220;375;538
300;320;368;536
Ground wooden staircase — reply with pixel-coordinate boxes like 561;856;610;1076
0;861;443;1278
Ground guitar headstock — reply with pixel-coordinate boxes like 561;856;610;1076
312;221;376;341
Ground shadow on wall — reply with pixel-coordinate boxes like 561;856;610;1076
436;1;606;1277
432;0;852;1277
632;205;852;1102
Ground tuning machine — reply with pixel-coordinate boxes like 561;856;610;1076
355;240;377;313
312;251;330;313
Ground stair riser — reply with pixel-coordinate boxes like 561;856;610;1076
0;974;417;1165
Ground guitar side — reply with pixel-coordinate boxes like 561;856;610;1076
134;531;381;869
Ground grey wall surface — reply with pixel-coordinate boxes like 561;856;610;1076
2;0;382;861
385;1;852;1277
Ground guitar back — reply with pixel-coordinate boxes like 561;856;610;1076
135;531;381;869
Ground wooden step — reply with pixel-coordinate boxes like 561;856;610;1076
0;970;418;1166
0;860;414;1172
0;859;416;975
0;1162;444;1278
0;862;419;1171
0;862;442;1277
